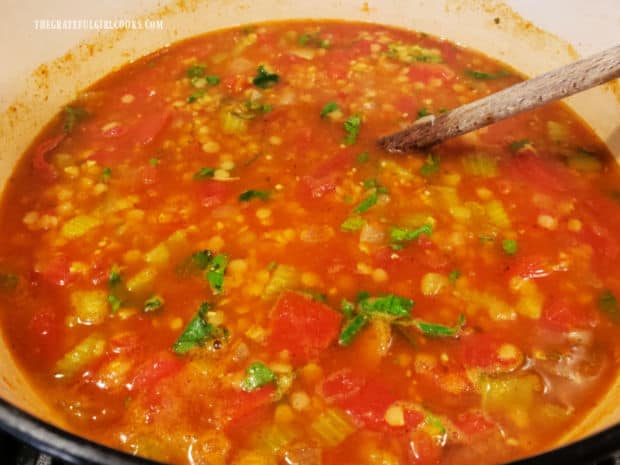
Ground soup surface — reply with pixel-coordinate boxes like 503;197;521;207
1;20;620;465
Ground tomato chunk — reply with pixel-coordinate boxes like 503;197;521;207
129;353;185;391
32;133;66;181
268;291;342;366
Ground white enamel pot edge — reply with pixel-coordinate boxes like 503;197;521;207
0;0;618;463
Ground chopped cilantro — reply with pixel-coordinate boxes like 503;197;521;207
359;294;414;319
193;167;215;180
465;69;510;80
241;361;277;391
420;154;440;177
206;254;228;294
299;32;331;48
356;291;371;303
598;290;620;324
343;114;362;145
239;190;270;202
186;64;206;79
352;191;378;214
267;260;278;271
233;100;273;119
414;314;465;337
192;251;213;270
502;239;519;256
173;302;228;354
341;299;355;319
149;158;160;166
448;269;461;284
206;75;221;85
341;216;365;232
144;295;164;313
509;139;531;153
479;234;495;243
339;314;369;346
63;106;88;133
109;266;122;287
417;107;431;119
253;65;280;89
108;294;121;314
101;167;112;183
187;89;206;103
321;101;340;119
390;224;433;243
356;151;369;163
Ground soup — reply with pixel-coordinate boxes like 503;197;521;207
1;20;619;465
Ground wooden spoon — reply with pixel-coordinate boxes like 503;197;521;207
378;44;620;152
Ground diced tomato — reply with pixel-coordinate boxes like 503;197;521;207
505;150;579;194
453;410;494;437
506;254;550;279
407;430;442;465
299;174;338;200
541;299;592;332
459;333;517;371
195;180;232;208
221;385;275;424
37;254;73;286
268;291;342;366
297;149;356;201
32;133;66;181
222;75;250;94
109;333;141;354
129;353;185;391
131;110;172;145
408;63;455;83
319;368;365;403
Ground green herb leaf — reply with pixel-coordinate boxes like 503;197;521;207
465;69;510;80
353;191;378;214
149;158;160;166
502;239;518;256
0;273;19;292
298;33;330;48
359;294;414;319
448;269;461;284
390;224;433;243
341;299;355;319
267;260;278;271
356;291;370;303
63;106;89;133
414;314;465;337
356;151;369;163
598;290;620;324
239;189;270;202
206;75;221;85
187;89;206;103
339;314;369;346
193;167;215;180
101;167;112;183
321;101;340;119
108;294;121;314
343;114;362;145
186;64;206;79
420;154;440;177
298;33;312;46
173;303;214;353
144;295;164;313
253;65;280;89
109;265;122;287
417;107;431;119
241;361;277;391
206;254;228;294
509;139;531;153
341;216;365;232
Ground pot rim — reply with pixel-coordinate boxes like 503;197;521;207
0;396;619;465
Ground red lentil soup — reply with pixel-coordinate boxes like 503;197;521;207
1;20;620;465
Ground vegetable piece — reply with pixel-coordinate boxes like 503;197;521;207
193;167;216;180
343;114;362;145
234;99;273;119
509;139;531;153
253;65;280;89
567;148;603;173
598;290;620;324
187;90;206;103
310;408;356;446
144;295;164;312
206;254;229;294
239;190;271;202
352;191;378;214
412;314;466;337
268;291;342;365
448;269;461;284
55;334;106;378
390;224;433;244
502;239;519;256
417;107;431;119
420;154;440;176
187;64;206;78
101;167;112;182
321;101;339;119
221;111;248;134
63;106;88;133
420;272;448;296
356;151;369;163
173;302;228;354
299;32;331;48
339;314;369;346
262;265;300;301
176;250;213;277
486;200;511;229
462;153;497;177
70;290;109;325
359;294;414;319
241;361;277;391
206;75;221;85
387;43;442;63
340;299;355;319
61;215;102;239
464;69;510;80
108;295;121;314
129;352;185;391
340;216;365;232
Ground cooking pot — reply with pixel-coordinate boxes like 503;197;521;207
0;0;619;463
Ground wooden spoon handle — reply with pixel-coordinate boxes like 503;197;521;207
378;44;620;152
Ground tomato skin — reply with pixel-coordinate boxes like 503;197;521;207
407;430;442;465
132;110;172;145
319;368;365;403
195;180;233;208
129;353;185;391
32;133;66;181
268;291;342;366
